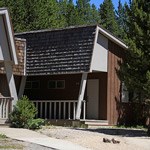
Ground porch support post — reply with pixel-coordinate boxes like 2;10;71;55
75;73;87;120
4;62;18;107
18;76;26;99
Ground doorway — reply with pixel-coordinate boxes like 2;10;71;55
86;79;99;119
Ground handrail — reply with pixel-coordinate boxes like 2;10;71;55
0;97;13;119
31;100;86;120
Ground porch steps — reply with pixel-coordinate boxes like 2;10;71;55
81;120;109;127
0;119;10;127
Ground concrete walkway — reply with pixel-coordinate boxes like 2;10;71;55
0;127;90;150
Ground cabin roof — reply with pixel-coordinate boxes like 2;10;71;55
16;25;127;76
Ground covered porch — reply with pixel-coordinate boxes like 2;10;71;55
0;96;13;124
24;72;108;126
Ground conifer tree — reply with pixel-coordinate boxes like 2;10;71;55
36;0;61;29
116;0;128;39
120;0;150;101
99;0;119;36
76;0;91;25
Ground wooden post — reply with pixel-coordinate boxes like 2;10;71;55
4;62;18;107
75;73;87;120
18;76;27;99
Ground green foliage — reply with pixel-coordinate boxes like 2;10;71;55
116;0;128;39
98;0;119;36
0;134;7;139
27;119;45;129
9;96;37;128
119;0;150;101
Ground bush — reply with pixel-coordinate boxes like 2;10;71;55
9;96;37;128
27;119;45;129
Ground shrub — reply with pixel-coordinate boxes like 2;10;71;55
27;118;45;129
9;96;37;128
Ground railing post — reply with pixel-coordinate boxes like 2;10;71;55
63;102;66;119
73;102;76;120
68;102;70;120
83;100;86;120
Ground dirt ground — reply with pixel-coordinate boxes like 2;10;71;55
0;137;52;150
38;126;150;150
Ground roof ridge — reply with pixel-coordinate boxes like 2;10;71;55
15;24;97;35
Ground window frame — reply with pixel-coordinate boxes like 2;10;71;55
25;80;40;89
48;80;65;89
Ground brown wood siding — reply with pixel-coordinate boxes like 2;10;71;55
24;74;82;100
107;40;124;125
0;74;10;97
24;72;107;120
0;38;26;75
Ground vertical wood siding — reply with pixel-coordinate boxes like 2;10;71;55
107;40;124;125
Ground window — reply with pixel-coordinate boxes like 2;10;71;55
121;82;129;103
48;80;65;89
25;81;40;89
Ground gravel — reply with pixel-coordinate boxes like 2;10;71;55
38;126;150;150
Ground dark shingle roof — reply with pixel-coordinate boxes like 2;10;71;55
16;25;97;75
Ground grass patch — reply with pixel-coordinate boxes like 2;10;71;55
0;145;23;149
0;134;7;139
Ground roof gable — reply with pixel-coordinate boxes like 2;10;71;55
0;8;18;64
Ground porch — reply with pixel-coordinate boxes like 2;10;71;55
0;97;13;124
32;100;108;126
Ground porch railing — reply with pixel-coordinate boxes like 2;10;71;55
0;97;13;119
32;100;86;120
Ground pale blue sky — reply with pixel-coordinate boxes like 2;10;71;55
73;0;129;9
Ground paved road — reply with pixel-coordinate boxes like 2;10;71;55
0;127;90;150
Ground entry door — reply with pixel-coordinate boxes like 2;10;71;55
87;79;99;119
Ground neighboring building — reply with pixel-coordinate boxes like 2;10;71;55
0;8;129;125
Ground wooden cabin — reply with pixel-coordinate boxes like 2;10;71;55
0;8;129;126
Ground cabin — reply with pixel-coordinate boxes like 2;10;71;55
16;25;128;126
0;8;129;126
0;8;26;124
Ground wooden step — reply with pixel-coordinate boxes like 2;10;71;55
80;119;109;126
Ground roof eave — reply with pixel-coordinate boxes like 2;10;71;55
0;8;18;65
97;26;128;49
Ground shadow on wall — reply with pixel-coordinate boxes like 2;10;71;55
116;97;148;126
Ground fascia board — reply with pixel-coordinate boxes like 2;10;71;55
97;26;128;49
0;9;18;65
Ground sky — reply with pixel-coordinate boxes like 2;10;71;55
73;0;129;9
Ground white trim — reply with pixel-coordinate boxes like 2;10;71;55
75;73;87;120
97;26;128;49
4;62;18;107
0;8;18;65
90;26;99;72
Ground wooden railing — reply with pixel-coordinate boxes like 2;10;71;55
32;100;86;120
0;97;13;119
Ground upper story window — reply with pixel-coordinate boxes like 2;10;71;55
48;80;65;89
25;81;40;89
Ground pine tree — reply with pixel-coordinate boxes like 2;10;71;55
66;0;78;26
35;0;61;29
120;0;150;101
88;4;100;25
76;0;91;25
116;0;128;39
98;0;119;36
